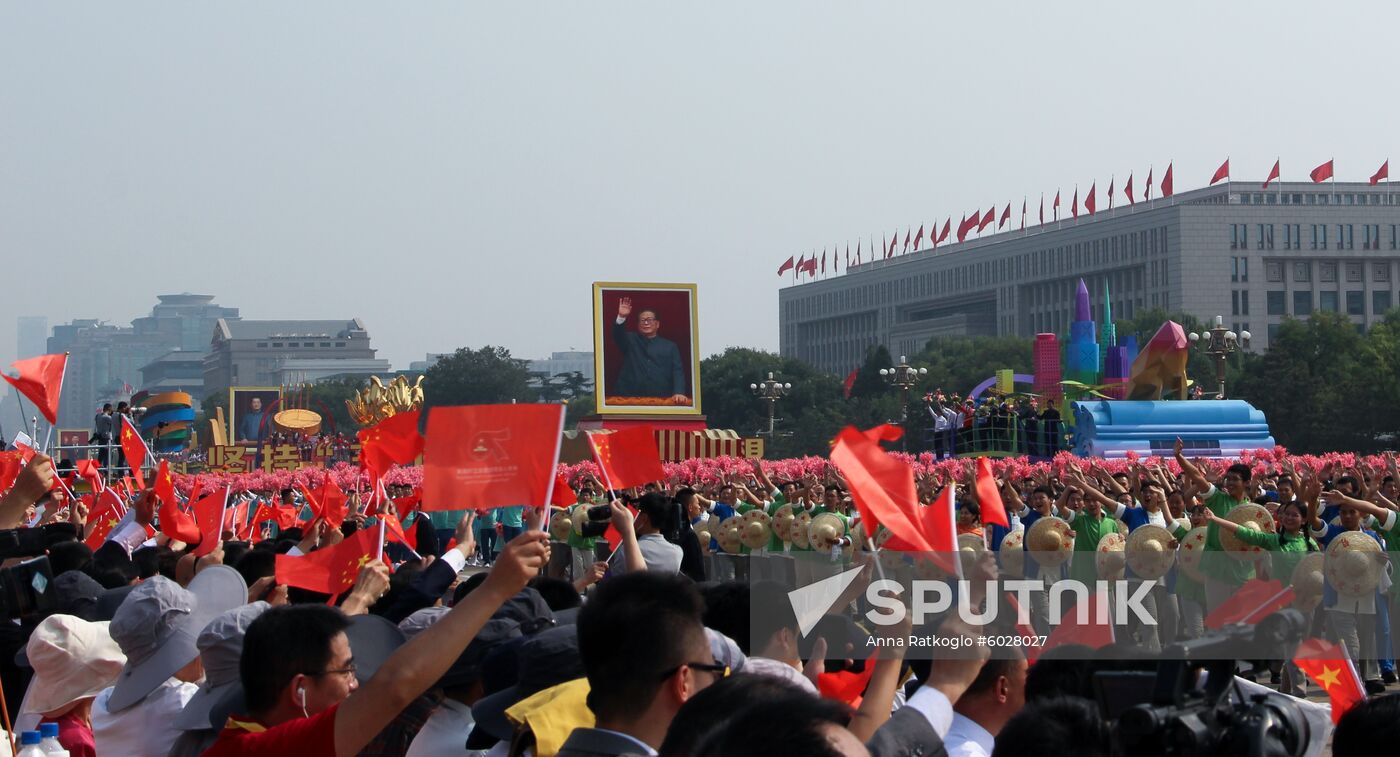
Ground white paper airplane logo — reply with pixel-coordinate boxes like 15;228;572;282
787;565;865;637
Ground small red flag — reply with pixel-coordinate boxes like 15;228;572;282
191;486;230;558
842;368;859;399
913;225;924;249
118;416;147;488
1107;177;1114;209
1294;637;1366;723
888;232;897;258
974;457;1009;528
382;514;419;555
1085;183;1097;215
1161;163;1174;197
1146;167;1154;199
821;250;827;273
1204;578;1295;629
1;353;67;425
550;472;577;507
317;476;348;529
1210;158;1230;185
274;524;384;595
588;426;666;491
156;462;201;544
1370;160;1389;185
1311;159;1334;183
84;489;127;550
423;404;565;510
1039;195;1045;224
74;459;103;491
1044;588;1115;651
0;452;20;493
977;207;995;232
902;228;911;252
937;219;950;244
1125;173;1135;205
358;410;425;482
956;214;971;243
776;256;795;276
1053;190;1061;213
1263;159;1280;189
1071;187;1079;218
1020;198;1026;229
250;501;281;543
998;204;1010;229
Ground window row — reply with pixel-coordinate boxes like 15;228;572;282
1231;224;1395;250
1265;260;1392;283
1265;290;1393;316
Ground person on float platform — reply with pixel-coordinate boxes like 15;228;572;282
1306;488;1395;695
1175;437;1256;611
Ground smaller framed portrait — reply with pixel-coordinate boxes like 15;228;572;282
592;282;701;415
228;387;283;446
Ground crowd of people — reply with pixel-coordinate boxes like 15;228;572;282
3;438;1400;756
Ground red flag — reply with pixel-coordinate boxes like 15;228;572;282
75;459;103;491
1106;178;1114;209
382;514;419;555
977;207;995;232
817;660;877;705
191;486;230;558
1145;167;1154;199
821;251;826;273
1052;190;1061;215
921;485;960;560
358;410;425;481
317;476;348;529
423;404;565;510
1294;638;1366;723
1210;158;1230;185
913;225;924;249
156;463;201;544
776;256;795;276
937;219;950;244
298;483;322;525
795;254;805;275
861;424;904;444
956;214;971;243
1071;187;1079;218
118;416;147;488
1039;195;1044;224
588;426;666;491
998;204;1010;229
974;457;1009;528
84;489;127;550
1204;579;1295;629
842;368;858;399
274;524;384;595
250;500;281;543
1085;183;1097;215
550;472;577;507
902;228;911;252
1370;160;1389;185
1161;162;1174;197
803;256;819;275
1;354;67;425
1020;198;1026;229
1263;159;1280;189
855;239;862;263
0;452;20;493
1310;159;1334;183
1006;592;1044;664
1044;588;1115;651
1125;174;1135;204
888;232;897;258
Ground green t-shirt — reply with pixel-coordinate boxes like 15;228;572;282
1234;527;1315;584
427;508;468;530
498;505;526;529
1199;488;1256;586
765;492;788;552
474;509;498;528
1069;511;1118;584
566;503;598;549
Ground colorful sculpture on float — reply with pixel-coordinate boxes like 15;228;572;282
136;391;196;451
1064;280;1099;387
1124;321;1190;401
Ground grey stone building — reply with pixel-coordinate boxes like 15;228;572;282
202;318;389;400
779;181;1400;374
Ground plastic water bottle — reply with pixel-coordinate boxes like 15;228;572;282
37;724;67;757
16;731;45;757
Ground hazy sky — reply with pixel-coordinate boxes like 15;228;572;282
3;2;1396;370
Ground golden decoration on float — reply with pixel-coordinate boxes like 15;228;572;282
346;375;426;427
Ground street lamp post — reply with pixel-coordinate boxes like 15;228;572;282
1188;316;1250;399
750;372;793;437
879;355;927;450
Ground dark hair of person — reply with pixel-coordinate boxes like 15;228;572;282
1032;486;1056;499
1226;463;1253;482
1275;502;1317;551
660;675;809;757
699;581;751;654
234;547;277;586
129;545;162;580
691;693;853;757
1336;475;1360;494
1333;692;1400;754
578;572;705;722
452;572;489;605
48;541;93;577
1023;644;1096;701
280;488;294;500
993;696;1109;757
963;649;1025;700
528;576;582;612
222;541;251;570
240;605;350;715
673;487;697;505
637;492;677;538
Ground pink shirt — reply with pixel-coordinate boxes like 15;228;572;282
44;709;97;757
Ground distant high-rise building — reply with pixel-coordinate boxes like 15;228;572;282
17;317;47;360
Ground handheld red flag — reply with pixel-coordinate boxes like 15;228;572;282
588;426;666;491
317;476;349;529
0;451;20;493
358;410;425;481
1210;158;1230;185
1294;637;1365;723
423;404;566;511
382;514;420;557
84;489;127;550
74;459;103;492
1;354;67;425
274;524;385;595
1204;578;1295;629
842;368;858;399
974;457;1010;528
1044;587;1115;651
119;416;148;487
550;472;577;507
191;486;230;558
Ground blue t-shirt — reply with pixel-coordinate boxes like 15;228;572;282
498;506;526;529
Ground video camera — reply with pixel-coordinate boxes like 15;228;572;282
1093;610;1314;757
576;503;612;539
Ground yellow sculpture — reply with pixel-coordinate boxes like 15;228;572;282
1125;321;1190;401
346;375;426;427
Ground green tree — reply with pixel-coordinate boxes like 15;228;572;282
423;346;538;409
303;377;363;434
699;348;847;458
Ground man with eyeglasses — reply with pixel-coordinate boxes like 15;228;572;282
559;572;719;756
612;297;689;403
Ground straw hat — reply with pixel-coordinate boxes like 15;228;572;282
19;615;125;717
570;505;590;537
791;512;813;549
999;530;1026;578
848;522;868;553
549;511;573;542
1177;527;1210;582
771;504;797;541
1325;532;1384;597
696;529;711;554
1096;532;1127;578
1219;504;1276;561
715;515;745;554
1289;552;1325;609
808;513;848;551
1126;524;1177;580
958;533;986;555
1026;517;1074;567
1114;518;1130;537
740;511;773;551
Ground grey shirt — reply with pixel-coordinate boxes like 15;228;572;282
607;533;683;575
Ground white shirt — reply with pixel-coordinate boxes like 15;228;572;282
406;699;488;757
590;728;658;756
92;678;198;757
945;713;995;757
742;656;819;694
900;686;955;738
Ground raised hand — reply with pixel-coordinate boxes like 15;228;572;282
617;297;632;318
483;531;551;597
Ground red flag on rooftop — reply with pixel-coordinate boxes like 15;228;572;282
423;404;565;511
998;204;1010;229
977;207;995;232
1053;190;1061;219
913;225;924;249
1310;159;1334;183
1039;195;1045;225
1071;187;1079;218
1210;158;1230;185
902;228;911;252
1263;159;1280;189
1145;167;1154;200
1161;162;1174;197
1085;183;1097;215
937;219;950;244
275;524;385;596
1125;174;1135;205
956;214;971;243
1107;177;1114;209
1370;160;1389;185
156;463;201;544
777;256;795;277
1294;637;1366;724
588;425;666;490
1;353;67;425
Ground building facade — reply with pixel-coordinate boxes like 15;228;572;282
203;318;387;400
779;182;1400;374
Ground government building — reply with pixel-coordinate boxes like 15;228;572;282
778;181;1400;375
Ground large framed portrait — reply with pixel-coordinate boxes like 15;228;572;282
228;387;283;445
592;282;701;415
